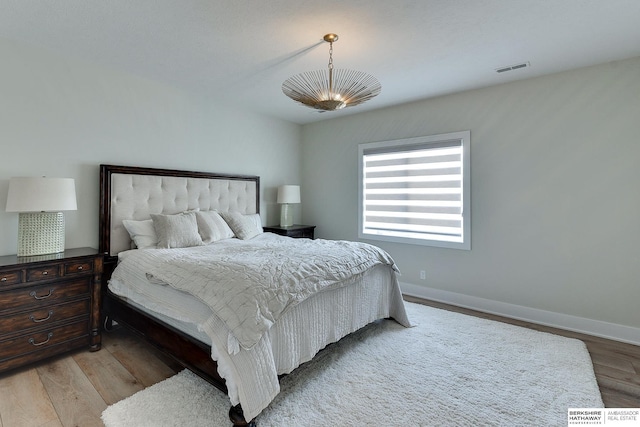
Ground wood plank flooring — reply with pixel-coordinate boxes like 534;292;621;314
0;296;638;427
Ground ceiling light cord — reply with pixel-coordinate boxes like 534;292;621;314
328;38;334;98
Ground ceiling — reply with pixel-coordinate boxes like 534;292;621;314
1;0;640;125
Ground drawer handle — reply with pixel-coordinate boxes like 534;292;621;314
1;277;6;282
30;289;54;300
42;271;48;275
28;332;53;347
30;310;54;323
77;266;83;271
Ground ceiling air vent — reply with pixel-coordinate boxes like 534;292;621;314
496;62;530;73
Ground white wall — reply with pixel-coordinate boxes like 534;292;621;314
301;56;640;338
0;38;301;256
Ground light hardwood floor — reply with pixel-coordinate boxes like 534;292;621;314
0;297;638;427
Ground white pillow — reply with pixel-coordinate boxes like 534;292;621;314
246;213;263;234
219;211;263;240
122;219;158;249
151;211;204;249
195;210;235;244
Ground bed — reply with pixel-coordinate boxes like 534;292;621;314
98;164;410;426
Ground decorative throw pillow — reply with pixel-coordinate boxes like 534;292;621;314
245;213;264;234
122;219;158;249
195;210;235;243
151;211;204;249
219;211;262;240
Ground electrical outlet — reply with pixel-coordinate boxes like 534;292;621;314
420;270;426;280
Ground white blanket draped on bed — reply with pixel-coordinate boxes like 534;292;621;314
110;233;409;420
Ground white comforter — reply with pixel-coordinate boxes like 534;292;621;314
115;234;398;353
110;233;409;420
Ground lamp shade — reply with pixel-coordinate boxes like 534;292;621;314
277;185;300;204
6;177;77;212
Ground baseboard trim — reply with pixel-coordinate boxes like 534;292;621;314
400;282;640;346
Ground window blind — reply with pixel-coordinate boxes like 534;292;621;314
362;139;464;243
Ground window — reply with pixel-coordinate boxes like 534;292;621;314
358;131;470;250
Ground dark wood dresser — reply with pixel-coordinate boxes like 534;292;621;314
263;224;316;239
0;247;102;374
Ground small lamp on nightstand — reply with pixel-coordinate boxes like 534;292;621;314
5;177;77;256
277;185;300;227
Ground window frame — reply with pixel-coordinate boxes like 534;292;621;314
358;131;471;250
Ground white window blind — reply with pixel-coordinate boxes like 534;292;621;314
358;131;470;249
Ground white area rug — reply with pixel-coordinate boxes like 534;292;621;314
102;302;603;426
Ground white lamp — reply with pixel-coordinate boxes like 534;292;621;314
6;177;77;256
277;185;300;227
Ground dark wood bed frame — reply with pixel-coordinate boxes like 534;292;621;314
98;164;259;427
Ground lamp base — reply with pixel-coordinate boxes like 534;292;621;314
280;204;293;227
17;212;65;256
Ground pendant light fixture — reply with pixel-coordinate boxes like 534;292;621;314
282;34;381;111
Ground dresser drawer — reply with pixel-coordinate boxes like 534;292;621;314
26;265;60;282
0;279;91;313
287;229;314;239
0;270;22;286
0;299;90;336
64;260;94;275
0;320;88;361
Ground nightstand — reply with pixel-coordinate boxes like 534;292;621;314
0;247;102;374
263;224;316;239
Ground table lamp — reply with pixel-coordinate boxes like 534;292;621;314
277;185;300;227
5;177;77;256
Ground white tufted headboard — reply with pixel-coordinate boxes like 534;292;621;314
99;165;259;258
